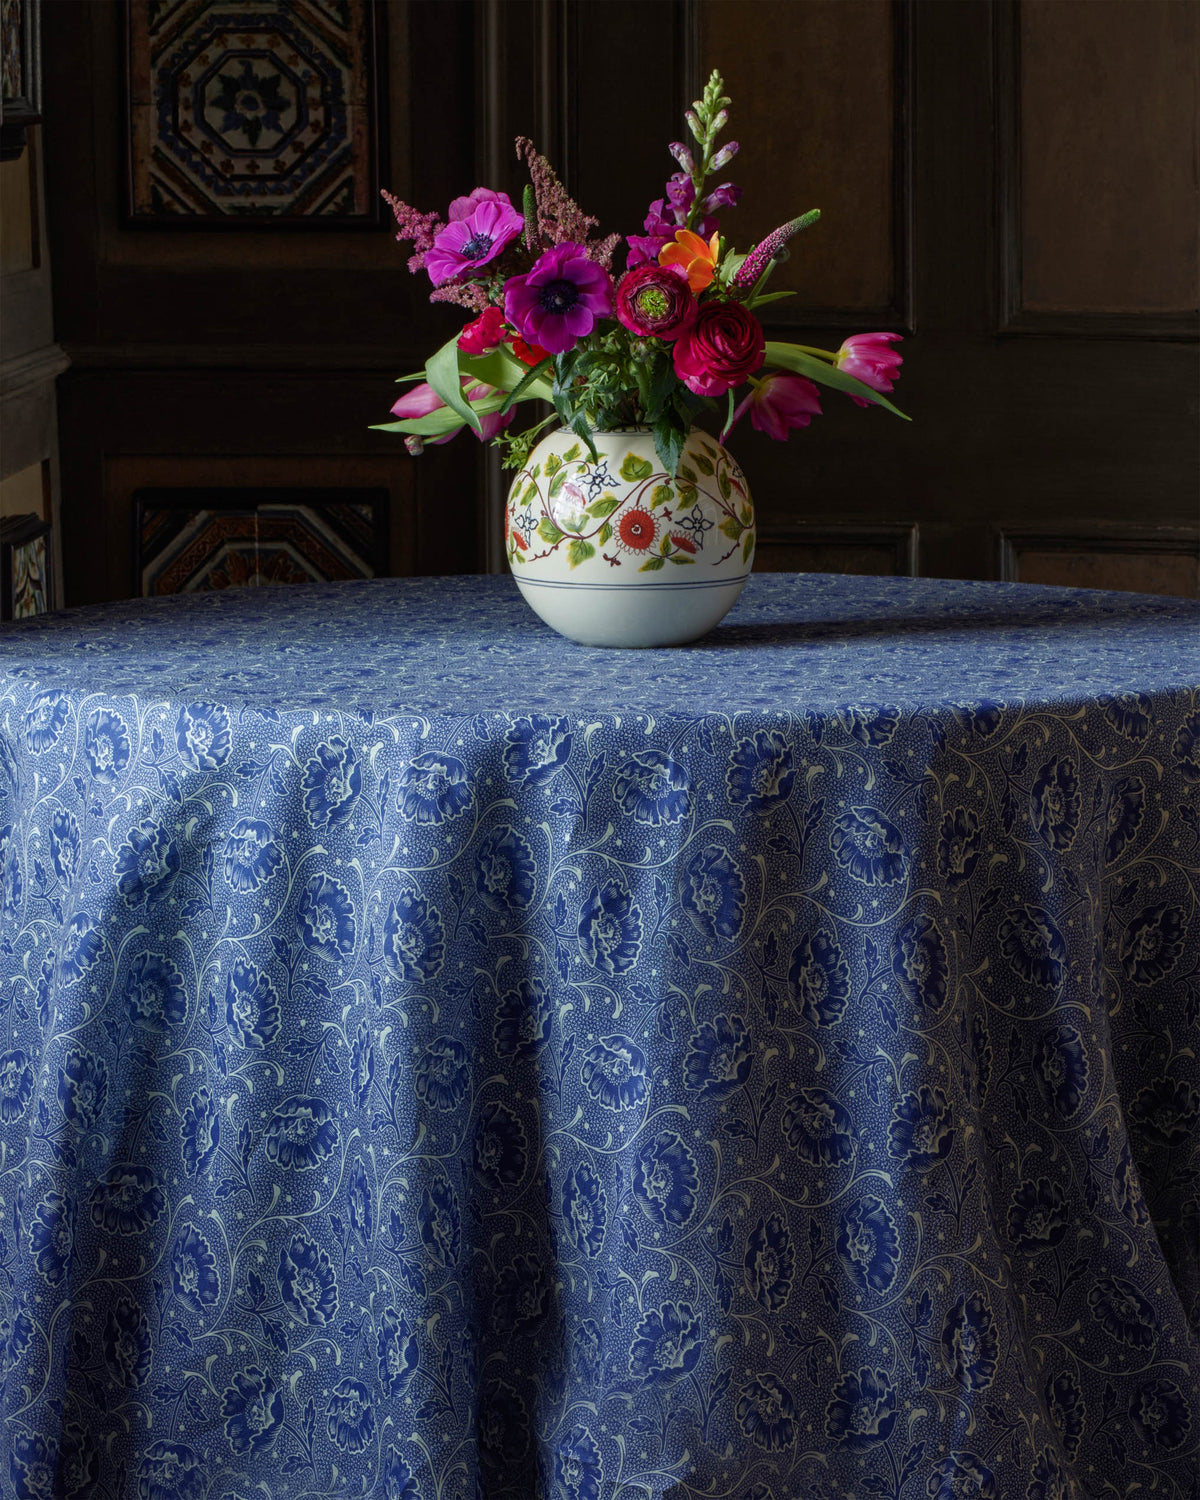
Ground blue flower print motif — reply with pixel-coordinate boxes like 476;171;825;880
1100;691;1153;742
578;878;641;975
571;1319;602;1387
84;708;130;785
926;1454;997;1500
222;819;283;893
419;1173;461;1266
8;1434;57;1500
49;809;81;887
104;1296;153;1391
783;1086;856;1166
685;1013;752;1099
504;714;572;786
836;1195;900;1294
265;1095;340;1171
396;750;472;825
936;806;982;888
493;977;552;1060
24;689;70;753
114;819;180;906
682;844;744;941
888;1086;954;1171
840;704;899;747
136;1442;205;1500
220;1367;283;1457
1033;1023;1088;1119
90;1164;166;1235
1030;756;1081;851
1114;1138;1152;1227
1121;902;1185;985
59;911;103;985
1129;1376;1192;1451
736;1374;797;1451
1129;1077;1199;1148
326;1378;375;1453
940;1292;998;1390
614;749;690;826
1172;710;1200;783
172;1225;220;1312
381;1446;419;1500
478;1377;531;1471
629;1302;702;1385
278;1229;338;1325
475;824;536;912
891;915;949;1018
0;1049;33;1122
492;1253;549;1333
0;732;16;801
824;1366;897;1450
383;888;443;980
998;904;1065;988
581;1034;648;1111
1104;775;1144;864
1087;1275;1158;1348
416;1036;469;1112
180;1086;219;1175
378;1307;419;1395
58;1047;108;1131
474;1101;528;1189
831;807;906;886
1046;1371;1085;1462
57;1423;101;1500
1006;1177;1068;1253
744;1214;794;1311
0;1298;33;1375
789;930;850;1026
174;702;231;771
727;729;795;809
2;833;21;918
347;1157;372;1242
302;737;361;829
225;960;281;1049
124;950;187;1029
298;872;356;962
632;1130;699;1227
29;1190;75;1286
554;1424;603;1500
349;1019;374;1106
562;1161;607;1257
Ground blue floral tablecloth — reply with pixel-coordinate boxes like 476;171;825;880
0;573;1198;1500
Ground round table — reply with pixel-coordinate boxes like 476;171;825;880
1;574;1197;1500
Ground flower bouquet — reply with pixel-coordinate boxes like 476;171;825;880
375;70;909;646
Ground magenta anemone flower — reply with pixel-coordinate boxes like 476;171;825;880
423;198;524;287
504;243;615;355
447;187;512;223
391;380;513;454
726;373;822;442
835;333;903;406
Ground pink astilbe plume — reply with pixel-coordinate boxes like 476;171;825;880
429;280;495;314
515;138;621;270
380;190;444;275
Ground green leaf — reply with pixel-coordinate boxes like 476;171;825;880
763;341;910;420
495;354;555;413
742;530;754;564
692;451;714;477
678;463;697;484
739;501;752;525
619;452;654;483
639;555;666;571
746;289;796;309
667;551;695;565
537;518;564;545
649;484;673;510
427;333;480;435
676;482;698;507
548;468;568;499
597;520;613;545
543;452;563;475
567;539;595;569
371;405;469;437
586;493;621;519
562;443;582;462
651;419;687;480
719;516;744;541
718;469;732;501
521;481;538;506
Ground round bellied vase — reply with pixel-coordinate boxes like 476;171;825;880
504;426;754;648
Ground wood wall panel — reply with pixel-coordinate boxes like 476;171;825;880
998;527;1200;598
756;523;918;577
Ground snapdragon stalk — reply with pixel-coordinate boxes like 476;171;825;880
683;70;732;233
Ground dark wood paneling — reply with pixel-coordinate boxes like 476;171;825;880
997;525;1200;598
756;522;918;577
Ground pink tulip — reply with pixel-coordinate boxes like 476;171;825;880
726;373;822;442
835;332;903;407
390;379;512;450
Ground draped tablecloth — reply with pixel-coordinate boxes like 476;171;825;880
0;573;1198;1500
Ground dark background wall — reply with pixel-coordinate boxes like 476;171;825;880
35;0;1200;605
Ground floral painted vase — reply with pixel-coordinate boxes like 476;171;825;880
505;426;754;648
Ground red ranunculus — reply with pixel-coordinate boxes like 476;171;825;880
615;264;697;341
458;306;507;356
672;302;765;397
510;336;549;367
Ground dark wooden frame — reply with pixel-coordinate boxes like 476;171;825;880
132;487;392;596
119;0;390;230
0;511;52;619
758;521;920;577
993;0;1199;341
1;0;42;161
995;523;1200;588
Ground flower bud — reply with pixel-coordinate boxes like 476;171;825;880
404;435;425;456
668;141;696;174
685;109;703;141
709;141;739;171
710;109;728;136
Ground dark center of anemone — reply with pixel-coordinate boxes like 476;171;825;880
539;278;579;314
462;232;494;259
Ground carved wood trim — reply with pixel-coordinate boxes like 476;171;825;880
995;524;1200;592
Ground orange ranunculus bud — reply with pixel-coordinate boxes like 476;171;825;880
658;229;721;294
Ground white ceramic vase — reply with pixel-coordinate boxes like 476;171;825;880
505;426;754;648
